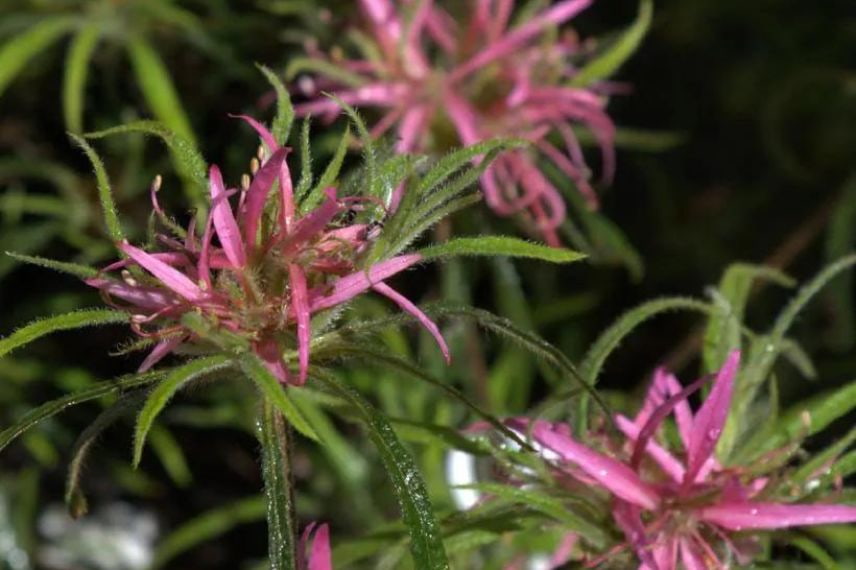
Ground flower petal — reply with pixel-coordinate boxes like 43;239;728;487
254;338;290;384
308;254;422;312
684;351;740;485
526;420;660;510
678;537;714;570
209;165;246;268
307;523;332;570
243;146;290;246
372;281;450;363
119;242;205;302
289;263;311;385
699;502;856;531
231;113;278;151
138;336;184;372
615;414;685;483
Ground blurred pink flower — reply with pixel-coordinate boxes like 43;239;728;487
87;118;448;384
300;522;332;570
296;0;616;246
515;351;856;569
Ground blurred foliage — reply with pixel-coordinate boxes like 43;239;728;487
0;0;855;568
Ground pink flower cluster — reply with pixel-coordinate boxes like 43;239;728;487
514;352;856;569
296;0;616;245
86;117;448;385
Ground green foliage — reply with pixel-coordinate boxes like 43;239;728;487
418;236;586;264
0;309;126;359
0;17;73;98
258;63;295;145
316;369;451;570
68;135;125;243
63;22;100;133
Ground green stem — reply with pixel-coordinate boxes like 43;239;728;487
258;399;298;570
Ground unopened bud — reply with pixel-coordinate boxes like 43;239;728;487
801;410;812;429
198;280;209;291
152;174;163;192
256;145;266;161
241;174;251;191
121;270;138;287
131;314;148;323
250;158;260;175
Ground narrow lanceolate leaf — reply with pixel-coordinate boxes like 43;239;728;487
63;22;100;133
66;392;146;518
257;64;294;145
68;134;124;242
301;125;350;211
315;370;450;570
0;309;126;359
458;483;607;547
126;37;196;145
133;355;233;467
238;353;320;442
418;236;586;263
5;252;98;279
257;400;298;570
85;121;208;210
151;496;265;569
0;370;166;453
0;17;73;98
765;380;856;451
571;0;652;86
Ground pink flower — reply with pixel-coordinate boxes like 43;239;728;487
87;117;449;384
300;522;332;570
295;0;616;246
514;351;856;569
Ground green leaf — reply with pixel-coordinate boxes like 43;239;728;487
133;355;232;467
68;134;125;242
126;36;196;145
4;252;98;279
823;176;856;350
301;125;350;211
148;426;193;487
85;120;208;211
257;64;294;145
285;56;366;87
702;263;794;373
238;353;320;442
152;496;265;569
765;380;856;451
418;236;586;263
295;118;313;198
457;483;606;547
571;0;652;86
788;535;840;570
66;392;145;518
63;22;100;133
0;370;166;454
580;296;711;385
0;17;73;98
257;400;298;570
0;309;126;359
315;370;450;569
328;96;379;202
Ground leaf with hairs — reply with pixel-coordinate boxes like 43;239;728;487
301;125;350;211
63;22;100;133
0;370;168;453
314;369;450;570
571;0;652;86
329;96;379;202
457;483;606;547
85;121;207;210
418;236;586;263
285;56;366;87
152;496;265;569
5;252;98;279
702;263;794;373
257;64;294;145
763;380;856;452
238;353;320;442
0;309;126;359
0;17;73;98
66;392;146;518
823;176;856;350
295;118;313;198
69;135;124;242
133;355;232;467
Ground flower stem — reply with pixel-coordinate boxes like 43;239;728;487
258;398;298;570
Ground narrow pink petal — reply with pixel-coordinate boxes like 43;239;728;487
615;415;685;483
138;336;184;372
85;278;176;310
243;146;290;246
548;533;577;569
209;165;246;268
279;161;296;232
308;254;423;312
450;0;593;82
372;282;450;363
526;420;660;510
648;537;678;570
684;351;740;486
634;368;671;427
679;537;715;570
254;338;290;384
661;371;694;449
308;523;332;570
611;502;657;568
231;114;278;151
699;502;856;531
282;189;344;252
288;264;311;385
197;215;214;287
119;242;205;302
